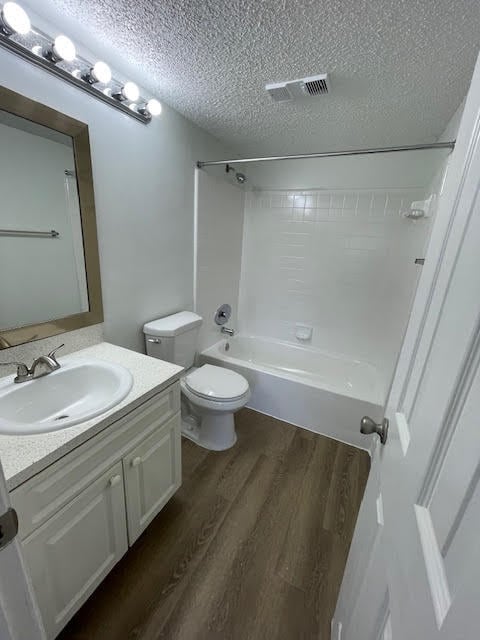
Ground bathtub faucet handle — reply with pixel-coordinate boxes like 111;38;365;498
221;327;235;337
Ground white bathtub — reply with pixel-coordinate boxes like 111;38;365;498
201;335;384;449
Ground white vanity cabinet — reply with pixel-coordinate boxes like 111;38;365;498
21;461;128;638
123;414;181;543
9;381;181;639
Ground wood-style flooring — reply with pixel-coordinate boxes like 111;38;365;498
58;409;369;640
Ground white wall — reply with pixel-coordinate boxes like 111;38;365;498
195;171;245;350
246;148;451;191
438;98;465;142
238;182;439;392
0;42;232;352
0;122;86;329
193;150;452;396
0;324;104;378
233;122;462;399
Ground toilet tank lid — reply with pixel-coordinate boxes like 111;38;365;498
143;311;202;337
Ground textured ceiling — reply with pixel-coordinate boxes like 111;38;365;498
25;0;480;155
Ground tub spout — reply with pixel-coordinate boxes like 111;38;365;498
221;327;235;337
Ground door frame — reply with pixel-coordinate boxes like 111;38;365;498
0;459;45;640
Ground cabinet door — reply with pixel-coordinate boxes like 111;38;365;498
22;462;128;639
12;383;180;541
123;413;181;544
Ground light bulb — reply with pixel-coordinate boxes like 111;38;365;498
0;2;30;35
91;61;111;84
122;81;139;102
146;98;162;116
138;98;162;118
83;60;111;85
52;35;76;62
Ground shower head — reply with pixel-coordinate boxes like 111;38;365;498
225;163;247;184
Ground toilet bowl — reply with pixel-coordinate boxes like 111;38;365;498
143;312;250;451
180;364;250;450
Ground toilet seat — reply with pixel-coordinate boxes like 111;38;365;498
184;364;249;402
144;311;248;451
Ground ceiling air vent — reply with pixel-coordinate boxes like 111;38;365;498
265;73;330;103
264;82;293;103
302;74;329;96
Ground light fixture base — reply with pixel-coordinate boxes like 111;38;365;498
0;23;13;36
82;72;96;84
112;91;127;102
43;47;61;63
137;106;153;120
0;19;159;126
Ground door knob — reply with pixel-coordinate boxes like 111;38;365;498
360;416;389;445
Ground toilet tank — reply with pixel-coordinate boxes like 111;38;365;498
143;311;203;368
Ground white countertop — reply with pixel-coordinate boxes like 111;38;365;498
0;342;183;491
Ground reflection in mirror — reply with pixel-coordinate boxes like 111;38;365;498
0;110;89;331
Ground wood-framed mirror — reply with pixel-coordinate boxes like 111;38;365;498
0;85;103;350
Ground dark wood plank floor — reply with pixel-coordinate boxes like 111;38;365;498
58;409;369;640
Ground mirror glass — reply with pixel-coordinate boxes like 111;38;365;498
0;110;89;331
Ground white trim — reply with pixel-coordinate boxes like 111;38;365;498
400;110;480;419
418;317;480;507
63;172;89;312
414;505;451;628
0;460;45;640
193;167;199;312
387;89;480;420
331;619;343;640
395;412;411;456
376;493;384;527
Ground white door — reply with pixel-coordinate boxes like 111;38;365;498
333;53;480;640
0;459;45;640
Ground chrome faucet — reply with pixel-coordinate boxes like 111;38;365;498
0;344;64;383
221;327;235;337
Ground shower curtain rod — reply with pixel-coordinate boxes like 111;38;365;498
196;141;455;168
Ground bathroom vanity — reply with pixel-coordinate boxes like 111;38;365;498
0;343;183;639
0;82;185;639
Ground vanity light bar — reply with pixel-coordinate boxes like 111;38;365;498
0;2;161;124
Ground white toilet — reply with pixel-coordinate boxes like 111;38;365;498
143;311;250;450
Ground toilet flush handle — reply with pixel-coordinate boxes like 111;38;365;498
147;338;161;344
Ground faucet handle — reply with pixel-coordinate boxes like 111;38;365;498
0;361;29;372
0;361;30;381
47;343;65;363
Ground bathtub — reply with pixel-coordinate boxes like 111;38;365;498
201;335;384;449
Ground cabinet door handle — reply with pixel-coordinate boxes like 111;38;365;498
109;474;121;487
131;457;142;468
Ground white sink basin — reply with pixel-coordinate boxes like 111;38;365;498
0;359;133;435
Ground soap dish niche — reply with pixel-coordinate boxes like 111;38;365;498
295;323;313;341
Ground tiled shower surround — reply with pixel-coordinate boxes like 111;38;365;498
238;187;433;387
